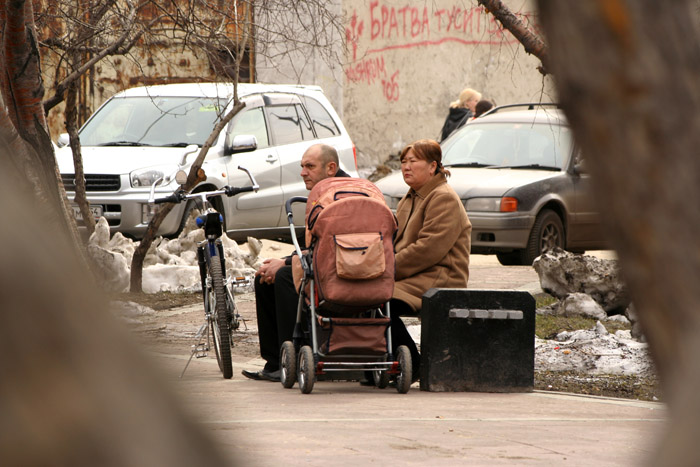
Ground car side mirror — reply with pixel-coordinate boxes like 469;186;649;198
57;133;69;148
225;134;258;155
178;144;200;166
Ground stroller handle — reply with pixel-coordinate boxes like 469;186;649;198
285;196;308;260
285;196;308;221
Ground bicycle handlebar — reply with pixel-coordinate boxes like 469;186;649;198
153;185;257;204
154;192;184;204
150;165;259;205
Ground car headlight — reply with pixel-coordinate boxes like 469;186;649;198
130;166;179;188
465;197;518;212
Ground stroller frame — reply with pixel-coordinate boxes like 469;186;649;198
281;196;412;394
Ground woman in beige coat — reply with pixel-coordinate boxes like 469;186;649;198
390;139;471;380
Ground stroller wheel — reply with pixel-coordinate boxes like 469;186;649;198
280;341;297;388
373;370;390;389
298;345;316;394
396;346;412;394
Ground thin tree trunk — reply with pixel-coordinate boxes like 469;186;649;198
65;71;95;237
537;0;700;463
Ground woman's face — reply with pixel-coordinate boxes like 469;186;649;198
401;149;437;191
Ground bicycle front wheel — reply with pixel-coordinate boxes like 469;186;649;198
207;255;233;379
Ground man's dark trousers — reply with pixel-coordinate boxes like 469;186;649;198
253;265;298;372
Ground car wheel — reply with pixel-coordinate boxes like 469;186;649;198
520;209;564;266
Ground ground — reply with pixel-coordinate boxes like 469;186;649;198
116;290;662;402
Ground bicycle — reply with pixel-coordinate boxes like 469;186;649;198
151;166;259;379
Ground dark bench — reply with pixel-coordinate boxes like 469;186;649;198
420;288;535;392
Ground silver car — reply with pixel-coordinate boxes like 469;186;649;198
55;82;358;242
375;105;607;265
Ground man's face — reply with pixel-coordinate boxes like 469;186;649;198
300;149;333;190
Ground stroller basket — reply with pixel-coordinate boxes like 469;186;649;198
318;316;390;356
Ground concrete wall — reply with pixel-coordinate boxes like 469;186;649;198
257;0;555;170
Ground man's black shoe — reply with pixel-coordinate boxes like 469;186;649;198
241;368;281;382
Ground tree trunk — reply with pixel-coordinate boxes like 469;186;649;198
1;0;84;251
65;72;96;237
537;0;700;463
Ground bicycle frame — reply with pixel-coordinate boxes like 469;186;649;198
151;166;259;378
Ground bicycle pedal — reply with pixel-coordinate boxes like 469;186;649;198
193;343;209;358
230;276;252;288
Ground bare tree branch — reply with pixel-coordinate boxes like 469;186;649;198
478;0;549;75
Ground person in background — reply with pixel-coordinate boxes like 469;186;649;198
473;99;494;119
389;139;472;381
439;88;482;142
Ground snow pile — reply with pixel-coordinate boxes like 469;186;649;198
535;321;654;377
88;216;265;293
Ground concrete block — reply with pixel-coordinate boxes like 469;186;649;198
420;288;536;393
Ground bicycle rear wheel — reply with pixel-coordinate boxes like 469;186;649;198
207;255;233;379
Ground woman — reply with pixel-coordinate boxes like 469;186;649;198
390;139;472;380
439;88;482;142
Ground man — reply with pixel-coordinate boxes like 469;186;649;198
242;143;350;381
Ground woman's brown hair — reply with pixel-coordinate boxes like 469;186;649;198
400;139;451;177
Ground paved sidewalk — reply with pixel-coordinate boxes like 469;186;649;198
150;250;665;466
155;350;665;466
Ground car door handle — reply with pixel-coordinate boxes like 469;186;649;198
265;154;278;164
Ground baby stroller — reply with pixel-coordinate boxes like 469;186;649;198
282;177;412;394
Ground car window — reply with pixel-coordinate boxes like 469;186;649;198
79;96;225;147
297;104;314;140
299;96;340;138
267;104;309;146
227;107;269;149
442;122;572;169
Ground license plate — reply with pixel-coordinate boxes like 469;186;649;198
72;204;103;221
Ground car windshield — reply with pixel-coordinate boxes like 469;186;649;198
442;121;572;170
79;96;226;147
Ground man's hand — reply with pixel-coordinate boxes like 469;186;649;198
255;258;285;284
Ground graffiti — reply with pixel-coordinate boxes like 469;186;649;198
434;6;491;34
345;55;386;86
344;2;538;102
346;10;365;61
363;1;533;44
345;54;400;103
381;70;399;101
370;1;431;40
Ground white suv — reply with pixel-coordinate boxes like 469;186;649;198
55;82;357;242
